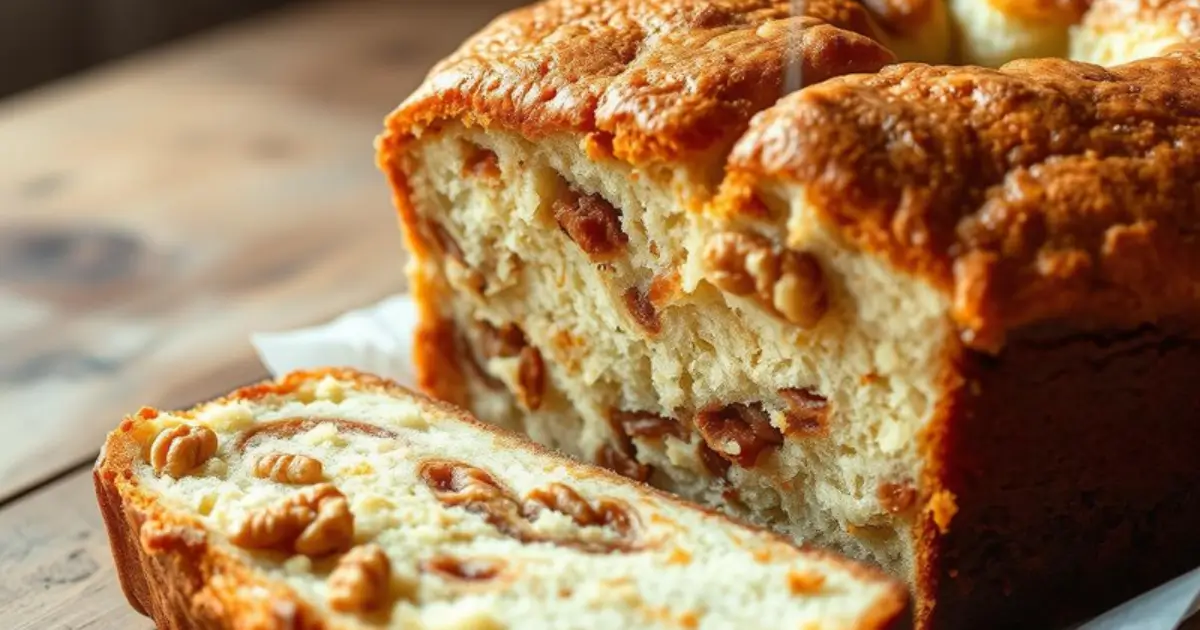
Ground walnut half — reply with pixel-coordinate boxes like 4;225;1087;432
516;346;546;411
328;544;392;613
595;444;651;483
150;424;219;478
230;483;354;556
254;452;324;485
703;231;827;328
694;402;783;469
523;483;638;548
553;187;628;261
418;460;526;538
596;409;682;483
779;388;830;436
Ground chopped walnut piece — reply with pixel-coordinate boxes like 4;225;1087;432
477;321;528;359
230;483;354;556
702;231;828;328
254;452;324;485
427;221;485;294
419;460;640;552
523;483;599;525
591;498;637;540
595;444;652;482
459;333;505;391
698;443;732;479
599;409;679;483
423;555;504;582
779;388;830;436
614;410;686;441
418;460;525;537
468;321;529;389
694;403;783;468
879;482;918;514
552;187;628;261
524;483;637;542
150;424;219;478
516;346;546;410
328;544;392;613
703;231;766;295
773;250;827;328
622;286;661;334
462;145;501;180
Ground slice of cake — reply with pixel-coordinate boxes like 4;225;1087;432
376;0;1200;627
94;368;909;630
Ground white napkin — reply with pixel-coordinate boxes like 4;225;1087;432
1076;568;1200;630
251;293;1200;630
252;294;419;388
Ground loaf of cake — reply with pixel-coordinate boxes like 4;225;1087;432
94;368;909;630
376;1;1200;627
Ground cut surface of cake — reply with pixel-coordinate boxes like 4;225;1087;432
94;368;909;630
377;0;1200;627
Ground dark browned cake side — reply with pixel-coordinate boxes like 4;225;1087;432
918;326;1200;627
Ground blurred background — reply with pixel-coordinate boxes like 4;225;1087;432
0;0;518;97
1;0;294;97
0;2;519;627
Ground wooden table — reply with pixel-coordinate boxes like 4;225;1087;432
0;1;516;626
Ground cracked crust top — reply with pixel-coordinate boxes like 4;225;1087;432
724;51;1200;350
381;0;895;166
380;0;1200;350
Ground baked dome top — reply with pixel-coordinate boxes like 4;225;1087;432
385;0;898;165
380;0;1200;347
725;52;1200;350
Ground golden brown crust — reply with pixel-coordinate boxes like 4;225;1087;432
95;427;327;630
379;0;895;167
95;368;910;630
725;51;1200;351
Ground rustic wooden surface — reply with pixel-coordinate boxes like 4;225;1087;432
0;469;150;630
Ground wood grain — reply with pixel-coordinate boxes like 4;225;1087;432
0;467;151;630
0;0;514;502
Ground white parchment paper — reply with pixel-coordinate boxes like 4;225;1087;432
253;294;419;388
251;294;1200;630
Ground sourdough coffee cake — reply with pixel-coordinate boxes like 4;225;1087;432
377;0;1200;627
